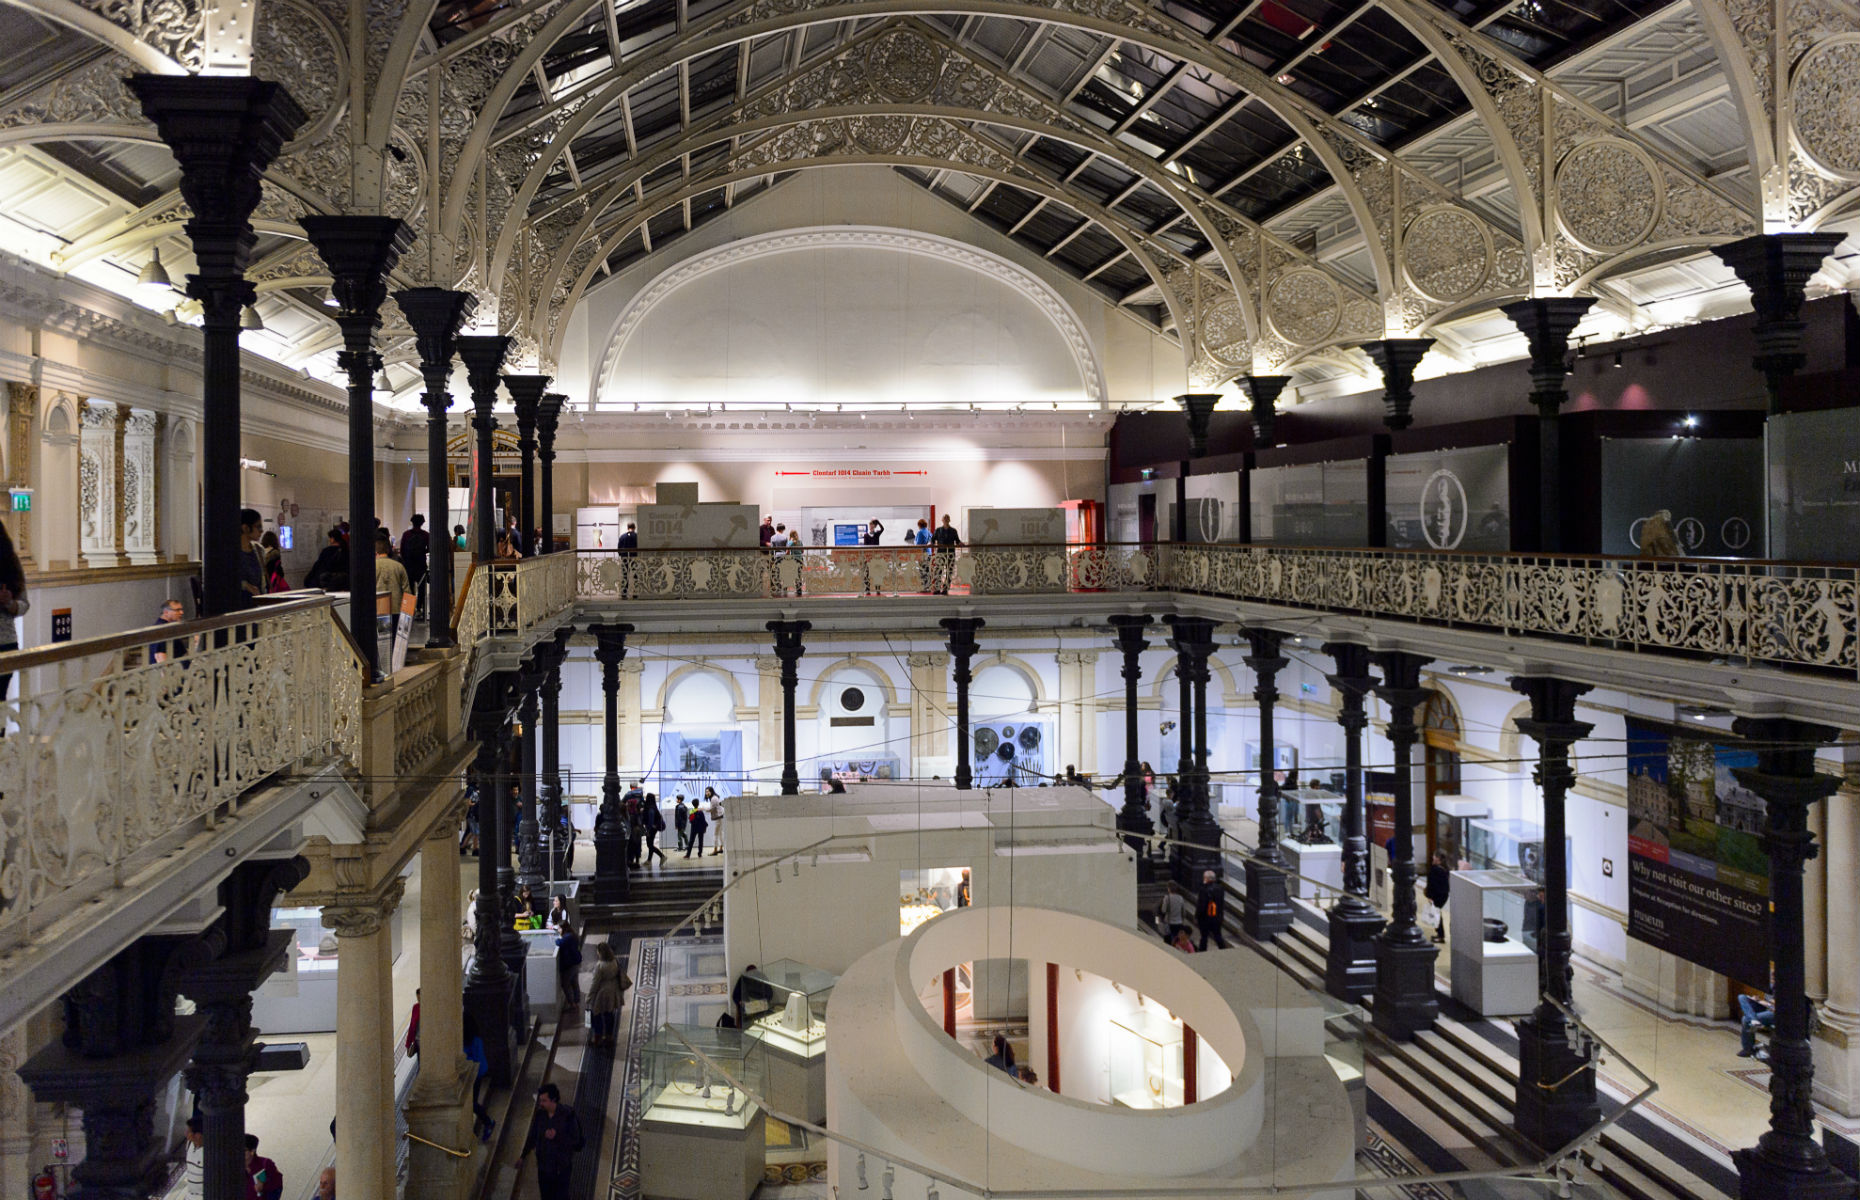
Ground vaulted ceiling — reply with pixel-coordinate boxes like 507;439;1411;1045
0;0;1856;411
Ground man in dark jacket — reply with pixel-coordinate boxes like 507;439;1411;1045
519;1082;585;1200
1196;868;1229;951
1425;852;1453;944
399;515;430;619
616;521;638;597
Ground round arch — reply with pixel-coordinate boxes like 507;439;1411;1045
806;655;902;711
1148;654;1241;704
653;662;748;716
593;226;1110;409
971;654;1050;717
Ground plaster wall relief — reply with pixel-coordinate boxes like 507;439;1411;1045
77;399;121;569
3;384;38;569
121;407;161;566
1781;17;1860;228
166;417;195;563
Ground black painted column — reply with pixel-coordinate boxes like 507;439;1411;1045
1370;650;1438;1040
1109;614;1155;865
588;623;633;904
1362;339;1435;432
1241;628;1293;938
1498;299;1593;554
128;77;304;617
504;374;549;555
301;216;412;677
395;288;475;646
1510;676;1601;1150
19;937;207;1199
182;858;309;1200
538;393;566;554
456;337;511;563
941;618;985;790
1713;234;1847;415
516;659;545;890
1240;375;1291;449
1176;393;1221;459
1726;718;1850;1200
1324;642;1385;1003
495;718;526;978
540;628;570;879
465;678;517;1086
1163;614;1221;885
768;620;811;795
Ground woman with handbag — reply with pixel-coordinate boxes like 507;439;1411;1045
585;941;629;1048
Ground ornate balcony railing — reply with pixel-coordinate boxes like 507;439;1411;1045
0;596;363;953
490;552;578;634
569;543;1858;677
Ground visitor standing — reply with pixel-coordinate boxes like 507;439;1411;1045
1161;883;1193;944
244;1135;282;1200
464;1015;494;1143
259;530;288;592
555;922;583;1011
930;514;962;594
673;794;689;852
1196;869;1229;951
399;515;430;619
453;523;467;550
704;786;725;855
404;988;421;1057
586;941;630;1047
518;1083;586;1200
303;528;349;591
239;508;266;602
616;521;638;598
375;531;411;619
759;515;775;546
182;1116;205;1199
1425;852;1452;944
152;597;188;664
641;793;668;863
685;801;709;858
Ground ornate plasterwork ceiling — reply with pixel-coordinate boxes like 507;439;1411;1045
0;0;1855;404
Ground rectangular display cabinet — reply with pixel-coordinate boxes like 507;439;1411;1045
1434;796;1491;868
1447;869;1539;1017
745;959;836;1123
1109;1006;1185;1109
639;1026;767;1200
1319;993;1368;1147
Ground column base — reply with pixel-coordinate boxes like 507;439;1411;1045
1514;1011;1601;1152
590;828;630;904
1734;1147;1860;1200
1371;934;1440;1040
405;1058;479;1200
1242;858;1294;939
1325;903;1385;1005
464;976;516;1089
1813;1012;1860;1119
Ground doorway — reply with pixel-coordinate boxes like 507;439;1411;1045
1420;689;1462;863
1137;493;1157;544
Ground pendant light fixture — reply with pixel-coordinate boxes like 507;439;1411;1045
137;247;175;291
241;304;264;331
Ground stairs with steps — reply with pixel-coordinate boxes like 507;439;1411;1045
1211;887;1742;1200
579;866;725;936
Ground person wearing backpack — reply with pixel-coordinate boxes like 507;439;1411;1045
1195;868;1229;950
519;1082;586;1200
641;793;668;864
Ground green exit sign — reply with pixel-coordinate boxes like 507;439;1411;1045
8;490;28;513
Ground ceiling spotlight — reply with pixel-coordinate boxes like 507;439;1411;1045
322;289;339;309
785;403;792;412
860;411;867;419
373;369;392;393
240;304;264;331
136;248;175;291
1446;664;1493;678
1683;414;1698;428
1612;350;1623;369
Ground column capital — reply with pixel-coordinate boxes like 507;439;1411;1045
1174;393;1221;458
1360;338;1436;431
456;336;513;408
504;373;550;444
321;877;407;940
906;651;942;669
1498;297;1595;415
301;216;413;335
767;618;812;661
395;287;476;404
1510;676;1595;748
589;622;634;668
1239;375;1291;447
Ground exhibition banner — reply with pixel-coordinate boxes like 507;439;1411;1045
1766;407;1860;562
1385;444;1511;552
1601;437;1762;557
1249;461;1369;546
1624;717;1769;987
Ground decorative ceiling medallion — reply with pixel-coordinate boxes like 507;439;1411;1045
1555;138;1662;254
1402;206;1492;303
1200;299;1251;367
870;29;940;103
1790;35;1860;181
1266;269;1341;347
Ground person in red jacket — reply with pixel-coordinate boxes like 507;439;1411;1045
244;1135;282;1200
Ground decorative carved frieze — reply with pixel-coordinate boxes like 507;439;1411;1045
78;399;121;568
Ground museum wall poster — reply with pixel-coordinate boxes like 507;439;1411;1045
1183;472;1243;543
1384;444;1511;552
1766;408;1860;562
967;508;1066;545
1106;480;1174;544
1601;437;1763;557
637;502;761;548
1249;461;1369;546
1624;717;1769;987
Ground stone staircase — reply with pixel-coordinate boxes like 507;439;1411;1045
579;866;725;939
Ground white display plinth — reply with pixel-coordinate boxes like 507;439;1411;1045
754;1025;827;1124
521;929;562;1022
1280;841;1342;900
640;1106;766;1200
1447;870;1539;1017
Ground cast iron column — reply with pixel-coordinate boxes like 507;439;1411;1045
1713;234;1847;415
1176;393;1221;459
1109;614;1155;865
456;337;511;562
515;659;545;889
1511;676;1601;1150
301;215;412;677
1241;628;1294;937
465;679;517;1086
1164;614;1221;885
128;77;305;617
495;718;526;978
1499;298;1593;554
538;393;565;554
588;623;633;904
395;287;475;645
1727;718;1849;1200
1362;339;1435;431
540;628;569;879
768;620;811;795
1324;641;1384;1003
504;374;549;555
18;938;207;1198
1371;650;1438;1039
942;617;985;790
1240;375;1291;448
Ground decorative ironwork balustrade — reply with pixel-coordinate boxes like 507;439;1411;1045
489;552;578;634
569;543;1858;677
0;596;363;953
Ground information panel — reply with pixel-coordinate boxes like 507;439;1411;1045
1249;461;1368;546
1602;438;1763;557
1183;472;1242;543
1385;444;1511;552
1624;717;1769;987
1767;408;1860;562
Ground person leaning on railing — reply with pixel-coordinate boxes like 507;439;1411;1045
0;519;25;708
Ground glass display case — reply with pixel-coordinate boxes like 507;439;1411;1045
1446;869;1540;1016
1433;797;1490;869
1467;817;1568;885
277;906;338;976
745;960;835;1058
640;1026;765;1131
1280;787;1345;845
1317;993;1368;1145
900;867;969;935
1108;1006;1186;1109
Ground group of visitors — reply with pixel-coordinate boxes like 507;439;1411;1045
1157;870;1229;953
180;1118;296;1200
621;782;726;860
753;512;966;594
